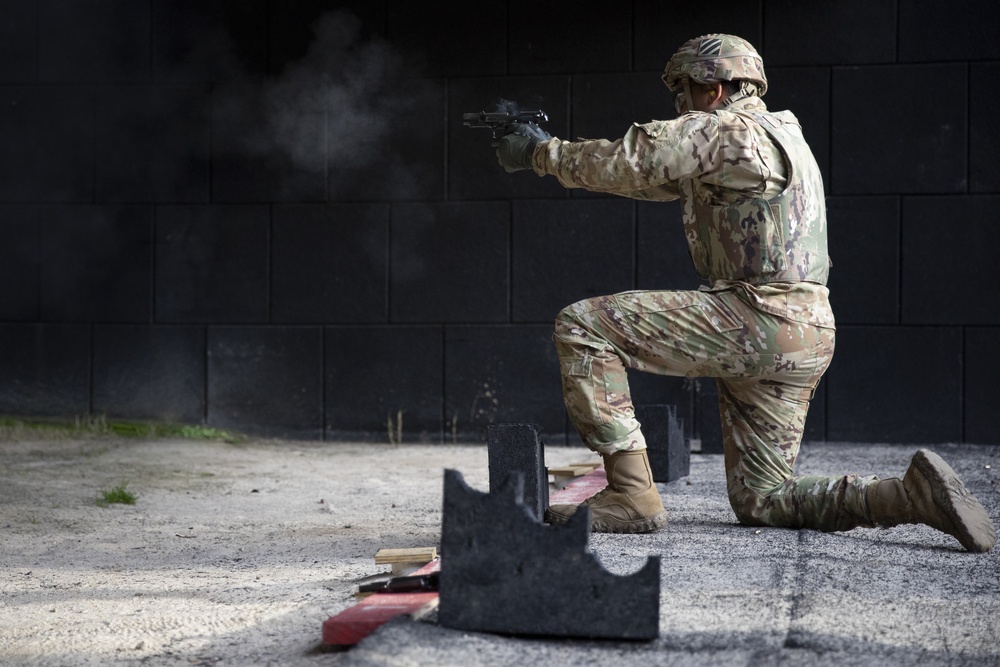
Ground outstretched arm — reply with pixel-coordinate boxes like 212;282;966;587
528;115;721;200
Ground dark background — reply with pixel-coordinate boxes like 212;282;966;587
1;0;997;448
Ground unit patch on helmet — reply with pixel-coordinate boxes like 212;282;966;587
698;38;723;56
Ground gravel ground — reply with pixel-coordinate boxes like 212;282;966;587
2;434;998;667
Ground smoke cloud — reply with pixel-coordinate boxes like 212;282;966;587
215;10;433;200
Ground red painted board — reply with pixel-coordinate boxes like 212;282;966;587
549;467;606;505
322;559;441;647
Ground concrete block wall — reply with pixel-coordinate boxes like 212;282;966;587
1;1;997;446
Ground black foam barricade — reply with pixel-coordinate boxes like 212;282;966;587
438;469;660;640
635;404;690;483
487;422;548;521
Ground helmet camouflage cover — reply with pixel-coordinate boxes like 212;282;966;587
662;34;767;96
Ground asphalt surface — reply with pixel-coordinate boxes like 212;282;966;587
340;441;1000;667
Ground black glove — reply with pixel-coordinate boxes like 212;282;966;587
496;123;552;173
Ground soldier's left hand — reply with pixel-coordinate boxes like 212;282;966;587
496;123;551;173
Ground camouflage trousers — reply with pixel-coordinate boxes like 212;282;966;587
554;287;875;533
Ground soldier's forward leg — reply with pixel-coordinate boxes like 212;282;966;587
551;291;742;454
546;290;741;533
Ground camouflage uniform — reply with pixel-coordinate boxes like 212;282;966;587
530;73;874;532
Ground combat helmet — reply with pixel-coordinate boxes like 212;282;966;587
662;34;767;111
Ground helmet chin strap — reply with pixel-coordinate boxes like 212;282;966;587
720;91;745;107
677;77;761;113
680;76;694;114
721;80;762;107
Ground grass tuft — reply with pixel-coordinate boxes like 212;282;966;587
96;482;137;507
386;409;404;445
0;416;242;443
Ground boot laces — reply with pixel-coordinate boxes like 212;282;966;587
581;486;615;506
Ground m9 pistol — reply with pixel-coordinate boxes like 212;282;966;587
463;109;549;146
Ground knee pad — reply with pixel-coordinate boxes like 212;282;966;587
727;485;769;527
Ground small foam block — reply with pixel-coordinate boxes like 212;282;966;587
487;423;548;520
635;404;690;482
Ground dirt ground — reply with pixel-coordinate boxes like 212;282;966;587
0;433;588;666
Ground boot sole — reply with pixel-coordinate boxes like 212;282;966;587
592;511;668;534
912;449;997;553
545;507;668;534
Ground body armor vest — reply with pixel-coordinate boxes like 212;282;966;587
682;110;830;286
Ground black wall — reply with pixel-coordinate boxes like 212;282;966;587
1;1;998;446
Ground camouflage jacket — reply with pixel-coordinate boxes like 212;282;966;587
532;96;834;328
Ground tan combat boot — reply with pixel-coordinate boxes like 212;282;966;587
545;449;668;533
865;448;996;552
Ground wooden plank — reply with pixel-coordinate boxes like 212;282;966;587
548;461;601;474
548;462;603;491
547;466;588;477
373;547;437;565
